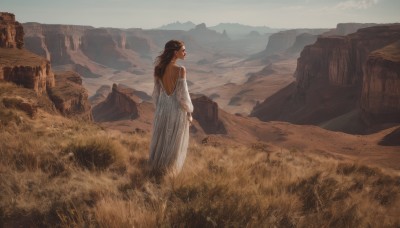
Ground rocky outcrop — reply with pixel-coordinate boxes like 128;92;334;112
361;41;400;124
296;25;400;91
251;24;400;133
23;23;91;65
248;28;329;63
92;84;143;122
262;29;329;56
287;33;318;53
0;48;55;95
80;28;135;70
115;84;152;101
192;94;226;134
1;13;94;120
0;13;55;96
322;23;377;37
89;85;112;106
0;12;24;48
47;71;92;120
23;23;153;72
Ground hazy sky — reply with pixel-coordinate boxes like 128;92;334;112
1;0;399;29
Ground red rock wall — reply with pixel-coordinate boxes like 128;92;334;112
47;71;92;120
0;12;24;48
296;25;400;91
262;28;329;56
192;95;226;134
23;24;148;70
252;24;400;132
1;61;55;95
361;41;400;123
92;84;140;122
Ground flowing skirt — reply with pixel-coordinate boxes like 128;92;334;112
149;94;190;174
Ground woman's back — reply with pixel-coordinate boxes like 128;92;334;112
161;65;181;96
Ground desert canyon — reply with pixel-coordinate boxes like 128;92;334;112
1;11;400;227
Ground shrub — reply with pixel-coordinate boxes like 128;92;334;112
66;136;128;171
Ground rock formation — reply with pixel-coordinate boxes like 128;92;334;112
361;41;400;124
287;33;319;54
23;23;154;74
0;13;55;95
47;71;92;120
92;84;143;122
296;25;400;91
262;29;329;57
0;12;24;48
89;85;112;106
251;24;400;133
192;94;227;134
322;23;377;37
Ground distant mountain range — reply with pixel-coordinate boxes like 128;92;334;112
158;21;281;38
158;21;197;31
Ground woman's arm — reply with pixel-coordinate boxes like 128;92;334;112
177;66;194;113
152;77;161;108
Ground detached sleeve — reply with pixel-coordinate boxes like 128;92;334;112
152;77;161;108
177;79;194;113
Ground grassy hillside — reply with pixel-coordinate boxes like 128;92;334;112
0;81;399;227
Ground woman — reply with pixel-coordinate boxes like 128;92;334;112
149;40;193;176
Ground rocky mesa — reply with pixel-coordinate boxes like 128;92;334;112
0;12;55;95
251;24;400;133
361;40;400;125
47;71;93;120
0;12;24;48
92;83;153;122
1;12;91;120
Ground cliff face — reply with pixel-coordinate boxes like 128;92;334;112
192;95;227;134
287;33;318;54
2;60;55;95
23;23;153;75
0;14;55;96
322;23;377;37
361;41;400;124
0;12;24;48
251;24;400;133
80;28;134;70
1;13;94;121
263;29;329;56
92;84;142;122
296;25;400;91
23;23;90;65
47;71;92;120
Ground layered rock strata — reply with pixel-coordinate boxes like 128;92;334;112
361;41;400;124
251;24;400;133
0;12;24;48
47;71;92;120
92;84;142;122
0;13;55;95
192;94;227;134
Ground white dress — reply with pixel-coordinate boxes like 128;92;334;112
149;67;193;174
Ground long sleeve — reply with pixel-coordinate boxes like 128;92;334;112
177;78;194;113
152;77;161;108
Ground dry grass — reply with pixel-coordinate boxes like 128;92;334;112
1;81;400;227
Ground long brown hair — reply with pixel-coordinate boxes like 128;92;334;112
154;40;184;79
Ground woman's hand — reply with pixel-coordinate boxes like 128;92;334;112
188;113;193;125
